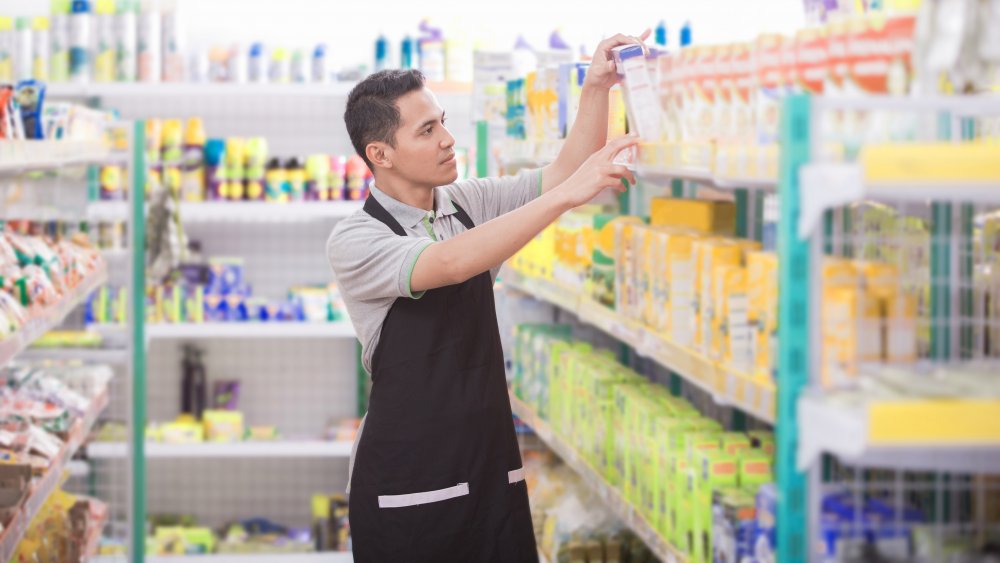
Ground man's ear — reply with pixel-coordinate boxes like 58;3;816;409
366;142;392;170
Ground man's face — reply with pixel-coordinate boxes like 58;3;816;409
386;87;458;188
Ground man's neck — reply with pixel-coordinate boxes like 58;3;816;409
374;174;435;211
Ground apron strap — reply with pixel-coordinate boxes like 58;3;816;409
365;193;479;235
364;195;407;236
451;200;476;231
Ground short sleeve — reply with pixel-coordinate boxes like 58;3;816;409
327;214;434;302
443;168;542;226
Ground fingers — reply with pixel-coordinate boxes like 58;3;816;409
600;135;641;160
598;32;649;54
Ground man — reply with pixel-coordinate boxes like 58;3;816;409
329;31;647;563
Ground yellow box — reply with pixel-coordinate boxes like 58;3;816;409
696;240;744;355
667;232;700;346
650;197;737;236
747;251;779;378
614;219;646;320
714;265;751;371
860;261;918;363
822;285;881;388
203;409;245;442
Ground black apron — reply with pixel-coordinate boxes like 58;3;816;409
348;195;538;563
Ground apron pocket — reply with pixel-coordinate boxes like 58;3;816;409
507;467;525;484
377;482;470;509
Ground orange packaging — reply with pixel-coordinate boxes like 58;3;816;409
753;34;787;144
795;27;828;94
845;14;917;94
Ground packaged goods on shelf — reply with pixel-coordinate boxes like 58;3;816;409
11;488;107;563
0;82;116;140
512;324;778;562
523;451;655;563
0;222;104;340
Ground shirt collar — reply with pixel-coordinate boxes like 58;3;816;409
369;183;457;229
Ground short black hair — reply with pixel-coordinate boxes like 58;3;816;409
344;69;427;172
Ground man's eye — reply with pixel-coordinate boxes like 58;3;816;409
423;127;433;135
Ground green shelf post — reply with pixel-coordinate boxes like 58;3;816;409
931;203;952;361
671;178;683;198
754;191;765;242
476;120;488;178
129;120;147;563
776;94;812;563
735;189;749;239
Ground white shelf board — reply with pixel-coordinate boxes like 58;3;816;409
18;347;128;364
48;80;472;99
0;265;109;369
0;140;123;176
89;322;356;340
86;201;362;223
94;554;353;563
797;393;1000;474
509;393;687;563
635;164;776;191
88;440;353;459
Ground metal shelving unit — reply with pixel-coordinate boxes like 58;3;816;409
87;201;364;223
89;322;356;340
509;393;687;563
89;440;353;459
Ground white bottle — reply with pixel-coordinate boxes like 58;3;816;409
68;0;92;83
311;43;329;83
0;18;12;84
137;0;160;82
15;17;33;82
93;0;116;82
228;43;246;83
160;0;182;81
49;0;70;82
114;0;136;81
31;17;50;81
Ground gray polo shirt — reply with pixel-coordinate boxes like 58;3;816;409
327;169;541;374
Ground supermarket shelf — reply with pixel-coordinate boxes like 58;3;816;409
95;553;354;563
89;321;357;340
0;264;109;369
635;164;776;191
798;392;1000;474
86;201;363;223
503;270;776;424
19;347;128;364
88;440;353;459
0;140;123;177
48;80;471;99
509;393;687;563
0;387;110;561
798;159;1000;238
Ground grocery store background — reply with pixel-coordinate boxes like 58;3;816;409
1;0;999;562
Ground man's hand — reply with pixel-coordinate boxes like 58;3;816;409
584;30;652;91
553;135;639;208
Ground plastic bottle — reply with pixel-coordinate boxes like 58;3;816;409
224;137;246;200
655;20;667;47
290;48;306;83
161;118;183;196
400;35;416;69
248;42;265;83
181;117;206;202
269;47;289;83
227;43;246;83
418;20;445;82
330;155;346;200
264;157;286;202
244;137;268;200
374;33;388;72
93;0;116;82
114;0;136;81
305;154;331;200
49;0;70;82
160;0;182;81
311;43;328;83
0;18;11;83
512;35;536;77
31;17;50;81
204;138;226;200
137;0;160;82
68;0;92;82
285;157;306;201
680;21;692;47
14;17;32;82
